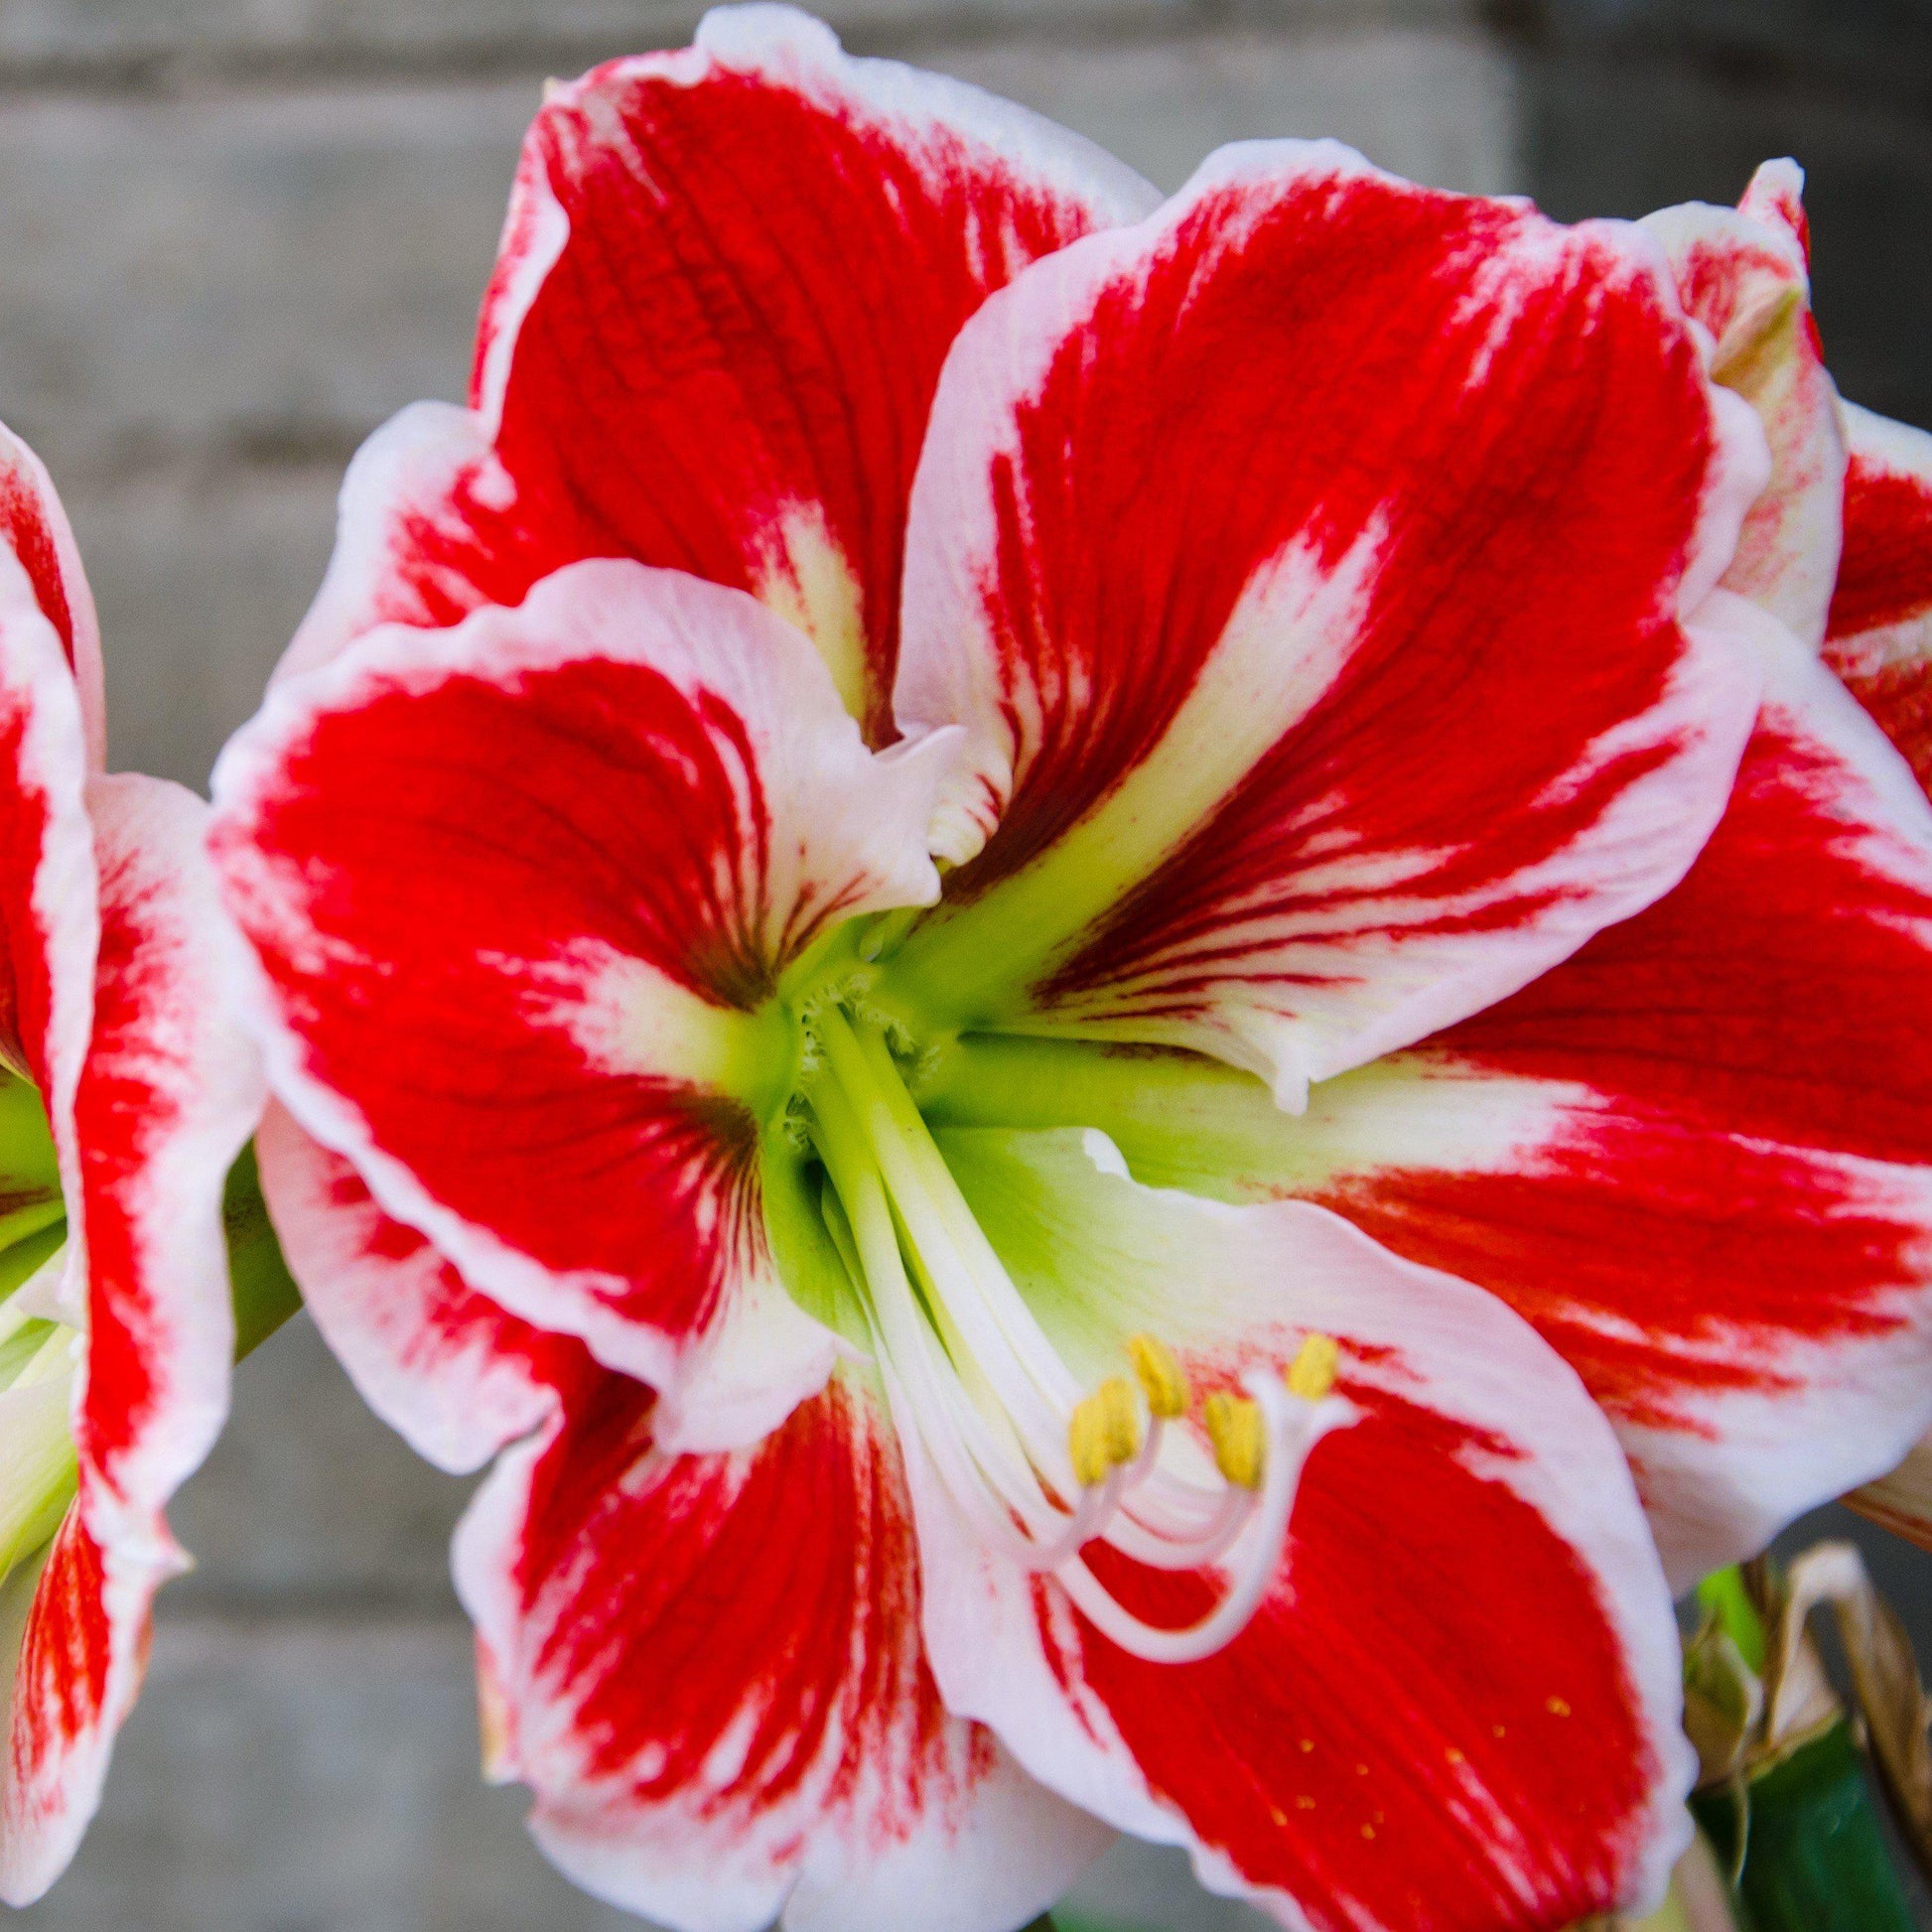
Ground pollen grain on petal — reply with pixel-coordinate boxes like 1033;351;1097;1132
1128;1331;1188;1418
1204;1390;1265;1490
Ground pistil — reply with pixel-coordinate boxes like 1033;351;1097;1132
800;998;1354;1664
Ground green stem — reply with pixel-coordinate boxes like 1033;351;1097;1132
1698;1567;1768;1676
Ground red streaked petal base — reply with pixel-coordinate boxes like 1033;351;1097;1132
920;1130;1690;1932
280;4;1155;735
1644;159;1846;649
1292;622;1932;1585
456;1367;1110;1932
216;561;944;1413
1824;399;1932;793
892;139;1765;1107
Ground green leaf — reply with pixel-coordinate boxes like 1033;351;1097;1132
223;1141;303;1361
1691;1718;1918;1932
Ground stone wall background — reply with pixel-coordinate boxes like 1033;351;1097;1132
0;0;1924;1925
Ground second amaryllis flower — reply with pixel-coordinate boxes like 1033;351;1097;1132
208;9;1932;1931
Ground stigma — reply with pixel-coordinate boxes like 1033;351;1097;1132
803;1000;1355;1666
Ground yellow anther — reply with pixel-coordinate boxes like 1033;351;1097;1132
1204;1390;1265;1489
1069;1377;1141;1488
1286;1332;1340;1404
1127;1333;1188;1419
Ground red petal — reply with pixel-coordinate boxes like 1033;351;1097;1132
0;483;97;1201
1300;627;1932;1582
75;776;262;1526
0;427;103;772
0;779;264;1902
893;142;1764;1105
281;10;1155;736
1824;401;1932;792
455;1368;1108;1932
914;1142;1689;1932
214;562;944;1396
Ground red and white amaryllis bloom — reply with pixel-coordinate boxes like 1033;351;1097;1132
0;428;262;1901
208;10;1932;1931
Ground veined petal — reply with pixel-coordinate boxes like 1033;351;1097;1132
891;140;1765;1108
1823;401;1932;792
454;1366;1110;1932
0;1513;114;1905
1198;619;1932;1587
213;561;950;1401
0;426;104;772
908;1129;1690;1932
0;484;98;1256
75;775;263;1531
0;778;267;1902
1643;160;1847;649
279;4;1157;736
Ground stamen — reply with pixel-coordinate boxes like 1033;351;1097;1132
804;997;1363;1666
1204;1390;1266;1489
1128;1332;1188;1418
1069;1376;1140;1486
1287;1332;1340;1403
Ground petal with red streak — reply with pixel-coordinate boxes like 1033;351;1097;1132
891;141;1765;1109
0;1513;113;1906
0;777;267;1902
1644;159;1846;649
0;427;103;772
0;492;96;1269
1824;400;1932;792
279;4;1157;736
76;774;264;1530
454;1367;1110;1932
912;1128;1690;1932
1207;621;1932;1585
213;560;949;1411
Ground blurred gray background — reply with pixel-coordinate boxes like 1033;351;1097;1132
0;0;1925;1925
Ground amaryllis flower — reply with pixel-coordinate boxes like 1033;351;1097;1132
208;11;1932;1931
0;427;263;1900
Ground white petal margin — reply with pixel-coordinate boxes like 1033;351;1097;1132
911;1129;1694;1930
